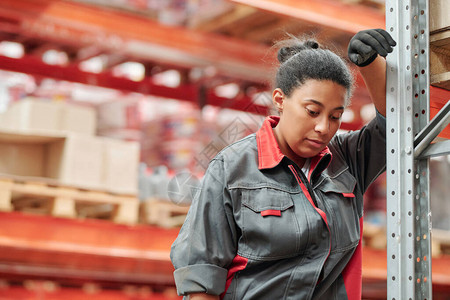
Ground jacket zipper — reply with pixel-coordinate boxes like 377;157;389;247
288;164;318;206
288;164;332;285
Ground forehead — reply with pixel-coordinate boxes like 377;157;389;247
289;79;347;108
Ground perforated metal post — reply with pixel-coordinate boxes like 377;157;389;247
385;0;432;299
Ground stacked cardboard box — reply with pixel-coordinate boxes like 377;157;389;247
430;0;449;90
0;98;97;135
0;98;140;195
96;98;142;141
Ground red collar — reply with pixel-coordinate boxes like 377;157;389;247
256;116;284;170
256;116;332;174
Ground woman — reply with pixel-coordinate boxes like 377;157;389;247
171;29;396;300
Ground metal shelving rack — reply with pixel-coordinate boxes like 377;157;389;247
386;0;449;299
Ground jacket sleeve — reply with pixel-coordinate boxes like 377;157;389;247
333;110;386;193
170;157;238;296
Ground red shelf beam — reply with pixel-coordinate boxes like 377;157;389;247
1;212;450;297
0;0;271;83
230;0;385;34
0;212;179;287
0;55;271;116
0;285;181;300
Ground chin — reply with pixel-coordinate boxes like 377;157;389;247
296;151;318;159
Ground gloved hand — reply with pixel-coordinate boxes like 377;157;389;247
348;29;396;67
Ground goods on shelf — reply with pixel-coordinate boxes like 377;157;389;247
159;139;204;171
0;130;140;195
430;0;448;33
0;94;140;196
103;139;140;194
432;229;450;257
138;164;170;201
96;98;143;142
0;97;97;135
140;105;204;171
140;102;262;172
430;0;449;90
46;133;104;190
96;98;141;132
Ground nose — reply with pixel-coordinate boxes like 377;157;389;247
314;116;330;134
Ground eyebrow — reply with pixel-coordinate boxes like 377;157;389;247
304;99;345;111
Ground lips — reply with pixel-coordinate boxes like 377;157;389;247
306;138;326;148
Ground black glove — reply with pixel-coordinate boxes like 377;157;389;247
348;29;396;67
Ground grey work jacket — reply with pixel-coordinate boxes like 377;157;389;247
171;113;386;300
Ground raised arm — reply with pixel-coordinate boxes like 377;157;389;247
358;56;387;116
347;29;397;117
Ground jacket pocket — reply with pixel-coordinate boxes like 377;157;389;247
316;170;360;251
239;187;303;260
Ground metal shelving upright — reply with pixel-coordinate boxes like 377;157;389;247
386;0;449;299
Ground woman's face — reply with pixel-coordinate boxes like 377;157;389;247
273;79;347;164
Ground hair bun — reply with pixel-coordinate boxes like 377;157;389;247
304;40;319;49
277;39;320;64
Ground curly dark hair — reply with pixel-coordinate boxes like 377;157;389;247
275;35;354;106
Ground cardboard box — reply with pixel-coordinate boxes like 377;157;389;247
0;131;64;177
0;99;60;132
430;0;449;33
0;143;45;177
0;98;97;135
0;131;103;190
430;0;449;89
60;103;97;135
102;139;140;194
97;99;140;131
46;134;104;190
0;130;139;194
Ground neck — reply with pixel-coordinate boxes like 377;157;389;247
272;127;306;168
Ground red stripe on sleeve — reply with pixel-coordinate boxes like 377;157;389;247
342;192;355;198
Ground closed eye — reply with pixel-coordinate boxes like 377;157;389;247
306;108;319;116
330;112;343;120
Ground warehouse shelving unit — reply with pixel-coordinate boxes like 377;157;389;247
385;0;449;299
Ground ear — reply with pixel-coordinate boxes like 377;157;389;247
272;88;285;113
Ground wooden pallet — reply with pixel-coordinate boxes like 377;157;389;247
140;199;190;228
362;222;387;250
363;222;450;257
0;176;139;224
432;229;450;257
